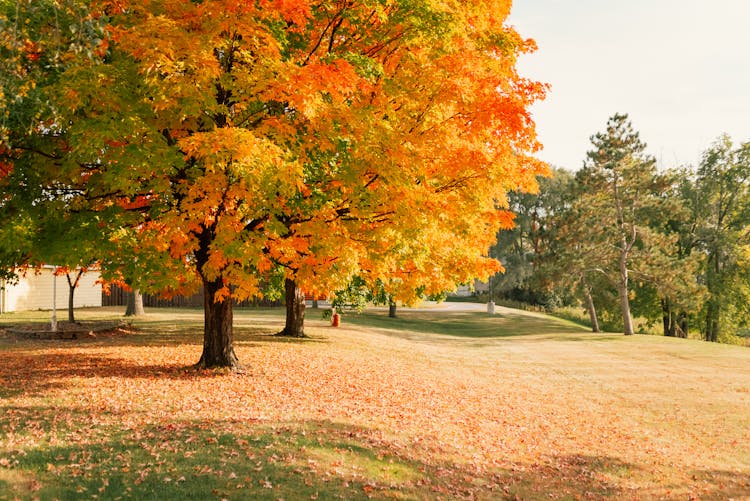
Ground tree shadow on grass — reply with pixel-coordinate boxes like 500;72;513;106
686;468;750;500
0;352;214;396
341;310;598;347
0;415;625;500
3;413;745;500
0;331;331;399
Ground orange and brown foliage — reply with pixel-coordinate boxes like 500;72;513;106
94;0;547;302
1;0;546;366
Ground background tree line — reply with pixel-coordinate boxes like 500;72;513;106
490;113;750;343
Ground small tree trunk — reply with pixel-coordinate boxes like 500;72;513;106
618;250;634;335
312;298;319;309
388;300;397;318
584;285;600;332
196;277;239;369
668;313;676;337
279;278;306;337
65;270;84;323
661;298;677;337
68;284;75;323
704;302;720;342
125;289;146;316
677;312;688;338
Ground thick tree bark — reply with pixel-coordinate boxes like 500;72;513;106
193;225;239;369
278;278;306;337
125;288;145;316
583;285;600;333
196;276;239;368
388;300;397;318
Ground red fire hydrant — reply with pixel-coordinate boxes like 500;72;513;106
331;313;340;327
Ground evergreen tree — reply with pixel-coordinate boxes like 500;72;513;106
575;113;674;335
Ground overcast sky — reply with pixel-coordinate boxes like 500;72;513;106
508;0;750;170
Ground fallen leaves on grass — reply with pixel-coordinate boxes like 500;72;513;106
1;320;750;499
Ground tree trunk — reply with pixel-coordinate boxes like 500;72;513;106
312;298;319;309
581;273;601;332
65;270;84;323
661;298;677;337
278;278;306;337
618;250;634;335
704;302;720;342
196;277;239;369
676;312;688;338
68;283;75;323
125;288;145;316
704;252;721;342
388;300;397;318
581;276;600;333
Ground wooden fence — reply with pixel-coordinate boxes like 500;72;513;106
102;284;282;308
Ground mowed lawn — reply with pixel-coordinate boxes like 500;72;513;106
1;306;749;500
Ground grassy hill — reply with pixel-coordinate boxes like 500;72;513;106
1;306;749;499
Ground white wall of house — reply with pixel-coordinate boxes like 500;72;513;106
1;267;102;313
453;279;489;297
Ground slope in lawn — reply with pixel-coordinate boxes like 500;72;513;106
1;306;749;500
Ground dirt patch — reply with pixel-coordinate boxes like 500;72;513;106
5;321;135;340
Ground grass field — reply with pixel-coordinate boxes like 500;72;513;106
1;305;749;500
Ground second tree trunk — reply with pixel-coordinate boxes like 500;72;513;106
279;278;306;337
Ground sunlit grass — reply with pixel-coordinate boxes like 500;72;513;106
2;305;750;499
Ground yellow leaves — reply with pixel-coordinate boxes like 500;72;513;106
179;128;263;163
178;128;302;194
85;0;549;305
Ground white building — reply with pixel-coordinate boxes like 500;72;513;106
0;266;102;313
453;279;490;297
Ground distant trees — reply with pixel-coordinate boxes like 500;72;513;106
691;136;750;341
489;167;573;308
492;114;750;342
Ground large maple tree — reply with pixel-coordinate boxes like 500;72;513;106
1;0;546;368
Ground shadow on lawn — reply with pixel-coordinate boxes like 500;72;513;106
0;331;333;398
2;413;745;500
341;309;594;345
0;352;207;396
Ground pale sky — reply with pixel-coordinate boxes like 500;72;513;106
508;0;750;170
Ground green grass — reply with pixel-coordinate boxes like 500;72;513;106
7;422;421;501
341;308;588;339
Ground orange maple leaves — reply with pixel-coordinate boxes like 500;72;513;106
81;0;548;309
